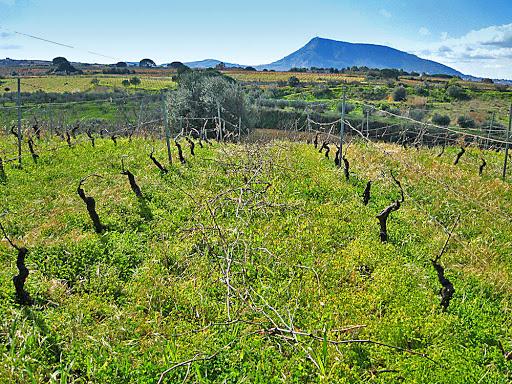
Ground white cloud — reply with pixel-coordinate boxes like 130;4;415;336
412;23;512;78
440;23;512;49
419;27;430;37
432;24;512;59
379;9;392;19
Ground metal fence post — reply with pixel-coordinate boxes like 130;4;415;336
217;103;222;142
503;103;512;180
17;78;22;167
339;88;346;169
487;111;495;149
238;116;242;143
162;91;172;166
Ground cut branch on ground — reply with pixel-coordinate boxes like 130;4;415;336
498;341;512;361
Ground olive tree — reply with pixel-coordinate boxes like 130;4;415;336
447;85;469;100
392;86;407;102
139;58;156;68
52;56;79;74
457;115;476;128
288;76;300;87
432;113;451;126
168;70;248;133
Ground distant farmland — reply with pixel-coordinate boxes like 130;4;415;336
0;75;176;95
225;69;365;83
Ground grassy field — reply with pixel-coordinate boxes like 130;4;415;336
219;69;512;127
0;75;176;94
1;69;510;129
273;80;511;125
225;70;365;84
0;132;511;383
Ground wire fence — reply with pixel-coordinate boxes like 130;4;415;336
1;92;511;267
1;88;511;167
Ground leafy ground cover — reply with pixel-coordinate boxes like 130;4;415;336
0;133;511;383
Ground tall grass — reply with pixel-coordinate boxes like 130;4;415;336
0;134;511;383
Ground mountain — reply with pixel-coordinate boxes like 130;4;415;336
257;37;463;76
0;58;52;67
184;59;244;69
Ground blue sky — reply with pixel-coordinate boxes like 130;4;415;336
0;0;511;78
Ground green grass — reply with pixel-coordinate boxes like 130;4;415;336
2;72;510;130
247;72;512;126
0;133;511;383
0;75;176;94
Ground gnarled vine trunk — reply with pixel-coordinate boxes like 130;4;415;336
77;179;104;234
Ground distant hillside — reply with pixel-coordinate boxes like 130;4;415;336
0;58;51;67
257;37;463;76
184;59;244;69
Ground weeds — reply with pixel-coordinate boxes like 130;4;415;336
0;135;511;383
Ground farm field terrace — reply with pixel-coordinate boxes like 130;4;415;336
0;75;176;95
0;133;511;383
224;70;365;84
2;69;511;131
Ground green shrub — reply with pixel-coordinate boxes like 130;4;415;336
432;113;451;126
361;86;387;101
414;85;429;97
457;115;476;128
410;109;426;121
312;85;334;99
392;86;407;101
288;76;300;87
130;77;141;86
447;85;470;100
